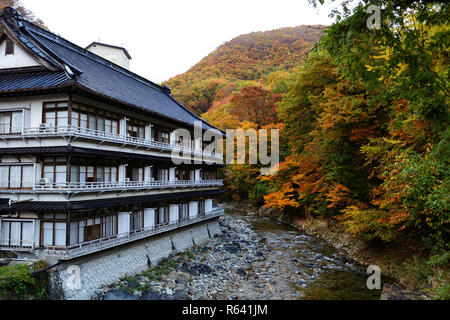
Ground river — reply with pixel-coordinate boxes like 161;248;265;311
101;208;383;300
230;210;381;300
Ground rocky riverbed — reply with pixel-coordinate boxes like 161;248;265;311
96;210;381;300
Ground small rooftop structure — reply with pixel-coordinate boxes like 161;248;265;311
86;41;132;70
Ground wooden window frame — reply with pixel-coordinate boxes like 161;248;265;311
42;160;68;184
70;103;120;134
5;39;14;55
42;101;69;127
1;219;34;248
0;164;34;190
0;110;23;134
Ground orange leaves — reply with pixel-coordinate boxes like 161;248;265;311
263;183;299;209
230;85;281;127
326;184;351;209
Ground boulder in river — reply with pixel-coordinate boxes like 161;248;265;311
180;261;215;276
224;242;242;254
103;289;139;300
380;283;432;300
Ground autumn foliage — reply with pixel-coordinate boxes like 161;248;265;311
165;1;449;282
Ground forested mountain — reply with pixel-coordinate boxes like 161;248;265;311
163;26;324;115
164;1;449;299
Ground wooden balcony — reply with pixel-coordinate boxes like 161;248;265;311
0;126;223;160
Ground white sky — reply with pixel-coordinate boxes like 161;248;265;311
21;0;338;83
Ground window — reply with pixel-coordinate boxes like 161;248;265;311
1;220;34;248
156;206;169;225
176;169;191;181
71;108;119;134
103;166;118;183
86;166;95;183
84;219;101;242
157;130;170;144
131;168;144;182
104;119;118;134
0;111;22;134
202;171;217;181
127;122;145;139
198;200;206;217
43;164;67;184
69;165;118;184
179;203;189;220
130;210;143;231
158;168;169;181
43;102;69;128
102;215;116;238
5;39;14;55
43;222;67;247
69;214;117;246
0;165;34;189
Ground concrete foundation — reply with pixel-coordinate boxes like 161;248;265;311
48;219;221;300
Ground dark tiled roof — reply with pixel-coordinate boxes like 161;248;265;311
0;7;220;132
0;146;225;167
0;71;72;91
0;146;71;154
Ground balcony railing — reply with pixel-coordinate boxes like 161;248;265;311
1;126;223;160
0;179;223;193
44;207;225;260
0;239;35;251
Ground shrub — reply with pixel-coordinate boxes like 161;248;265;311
0;261;48;300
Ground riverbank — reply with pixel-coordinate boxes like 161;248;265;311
95;209;380;300
252;203;442;300
96;215;306;300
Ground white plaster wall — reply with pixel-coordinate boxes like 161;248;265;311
117;212;130;236
0;39;41;69
205;199;213;214
87;45;130;70
119;118;127;136
169;204;179;223
169;167;176;181
144;125;152;140
34;220;40;247
189;201;198;219
195;169;202;181
144;166;152;182
118;165;127;182
143;208;155;228
0;95;67;128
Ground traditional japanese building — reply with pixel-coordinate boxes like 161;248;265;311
0;7;224;297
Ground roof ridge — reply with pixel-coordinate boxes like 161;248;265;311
1;8;222;133
86;41;132;59
22;20;164;92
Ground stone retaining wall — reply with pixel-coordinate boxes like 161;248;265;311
49;219;221;300
190;223;211;245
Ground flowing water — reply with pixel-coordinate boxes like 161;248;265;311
228;210;382;300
